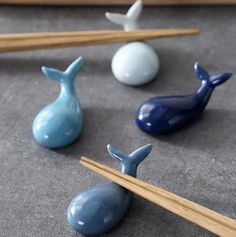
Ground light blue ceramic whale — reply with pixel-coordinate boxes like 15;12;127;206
32;57;83;148
67;144;152;235
106;0;159;86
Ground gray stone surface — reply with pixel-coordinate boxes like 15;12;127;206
0;5;235;237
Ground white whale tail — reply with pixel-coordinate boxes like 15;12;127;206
105;0;143;31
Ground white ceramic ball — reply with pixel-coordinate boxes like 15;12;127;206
111;42;159;86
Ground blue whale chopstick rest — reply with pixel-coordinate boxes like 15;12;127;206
32;57;83;148
135;63;233;135
67;144;152;235
106;0;159;86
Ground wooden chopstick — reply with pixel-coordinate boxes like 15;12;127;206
80;156;236;237
0;29;200;52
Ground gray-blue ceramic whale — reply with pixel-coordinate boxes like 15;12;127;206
32;57;83;148
67;144;152;235
106;0;159;86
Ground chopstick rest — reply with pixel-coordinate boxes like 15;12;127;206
80;156;236;237
67;144;152;235
106;0;159;86
135;63;233;135
32;57;83;148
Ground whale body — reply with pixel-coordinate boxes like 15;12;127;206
67;144;152;235
32;57;83;148
135;63;232;135
106;0;159;86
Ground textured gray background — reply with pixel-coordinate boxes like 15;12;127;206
0;5;235;237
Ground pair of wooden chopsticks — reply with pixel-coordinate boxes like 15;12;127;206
80;156;236;237
0;29;199;52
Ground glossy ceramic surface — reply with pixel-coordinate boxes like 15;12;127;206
112;42;159;86
32;57;83;148
67;144;152;235
135;63;232;135
106;0;159;86
105;0;142;31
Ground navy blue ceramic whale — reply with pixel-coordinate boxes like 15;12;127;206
67;144;152;235
135;63;233;135
32;57;83;148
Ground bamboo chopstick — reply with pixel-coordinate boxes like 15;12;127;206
80;156;236;237
0;29;200;52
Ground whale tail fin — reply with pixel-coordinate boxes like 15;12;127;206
209;72;233;87
42;57;84;83
105;0;143;31
107;144;152;176
194;62;233;88
41;67;65;83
